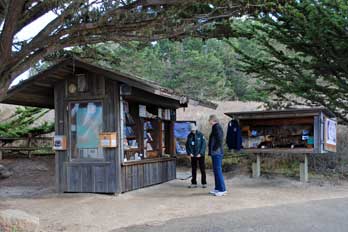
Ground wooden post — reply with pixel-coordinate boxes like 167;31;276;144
27;134;32;159
252;154;261;178
300;154;308;182
0;140;3;160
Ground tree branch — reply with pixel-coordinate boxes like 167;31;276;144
0;0;25;61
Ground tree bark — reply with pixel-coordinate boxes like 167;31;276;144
0;1;25;62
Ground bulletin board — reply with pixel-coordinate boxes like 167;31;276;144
324;117;337;152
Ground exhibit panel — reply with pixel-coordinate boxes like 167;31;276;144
225;108;337;154
174;121;196;155
323;116;337;152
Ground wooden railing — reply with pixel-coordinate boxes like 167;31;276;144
0;136;53;160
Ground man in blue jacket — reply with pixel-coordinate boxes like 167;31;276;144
186;123;207;188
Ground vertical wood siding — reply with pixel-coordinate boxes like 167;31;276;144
55;73;121;193
54;81;67;193
121;159;176;192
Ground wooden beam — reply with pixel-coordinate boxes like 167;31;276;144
3;92;54;108
49;74;68;80
241;117;314;127
225;108;336;120
188;98;218;110
125;88;181;109
5;59;70;96
33;82;53;88
3;99;53;108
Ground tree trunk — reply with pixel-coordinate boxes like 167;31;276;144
0;70;10;101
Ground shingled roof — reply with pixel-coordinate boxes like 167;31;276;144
2;58;217;109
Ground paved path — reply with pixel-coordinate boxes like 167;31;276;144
3;172;348;232
115;197;348;232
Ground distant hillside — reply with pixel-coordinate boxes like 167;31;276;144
0;104;16;122
0;101;261;134
1;101;262;135
177;101;263;136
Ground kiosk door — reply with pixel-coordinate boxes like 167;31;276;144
64;101;117;193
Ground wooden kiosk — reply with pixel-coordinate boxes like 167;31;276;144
2;58;215;193
225;108;337;182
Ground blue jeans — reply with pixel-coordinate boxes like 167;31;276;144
211;154;226;192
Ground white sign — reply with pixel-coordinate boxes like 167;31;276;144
326;119;337;145
158;108;163;119
139;105;146;117
164;109;171;120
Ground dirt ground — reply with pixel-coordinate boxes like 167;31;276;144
0;156;55;198
1;156;348;232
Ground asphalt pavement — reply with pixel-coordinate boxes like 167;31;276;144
114;197;348;232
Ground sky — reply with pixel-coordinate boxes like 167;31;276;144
10;12;57;87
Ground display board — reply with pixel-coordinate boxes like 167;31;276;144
174;121;195;155
324;117;337;152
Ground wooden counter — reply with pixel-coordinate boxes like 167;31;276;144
122;157;176;166
121;157;176;192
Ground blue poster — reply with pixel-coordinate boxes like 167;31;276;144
174;122;192;139
76;103;102;149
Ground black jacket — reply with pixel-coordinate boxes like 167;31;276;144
208;123;224;155
226;120;242;151
185;131;206;157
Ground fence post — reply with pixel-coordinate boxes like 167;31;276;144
252;154;261;178
300;154;308;182
27;134;32;159
0;140;2;160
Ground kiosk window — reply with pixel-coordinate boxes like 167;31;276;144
69;102;104;160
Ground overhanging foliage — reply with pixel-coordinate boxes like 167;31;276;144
0;107;54;138
228;0;348;123
0;0;282;99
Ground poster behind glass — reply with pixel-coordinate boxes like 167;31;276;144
70;102;103;160
326;118;337;145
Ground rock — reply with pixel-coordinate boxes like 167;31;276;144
0;164;13;179
0;209;39;232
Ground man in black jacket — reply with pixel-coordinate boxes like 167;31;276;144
208;115;227;196
186;123;207;188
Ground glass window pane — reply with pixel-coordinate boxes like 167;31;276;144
70;102;104;160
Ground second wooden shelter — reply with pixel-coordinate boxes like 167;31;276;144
225;108;337;182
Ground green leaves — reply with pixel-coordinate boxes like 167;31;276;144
71;38;268;102
0;107;54;138
229;0;348;123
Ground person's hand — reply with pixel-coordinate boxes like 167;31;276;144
190;154;194;157
197;154;201;158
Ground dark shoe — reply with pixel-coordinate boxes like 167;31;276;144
202;184;207;188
